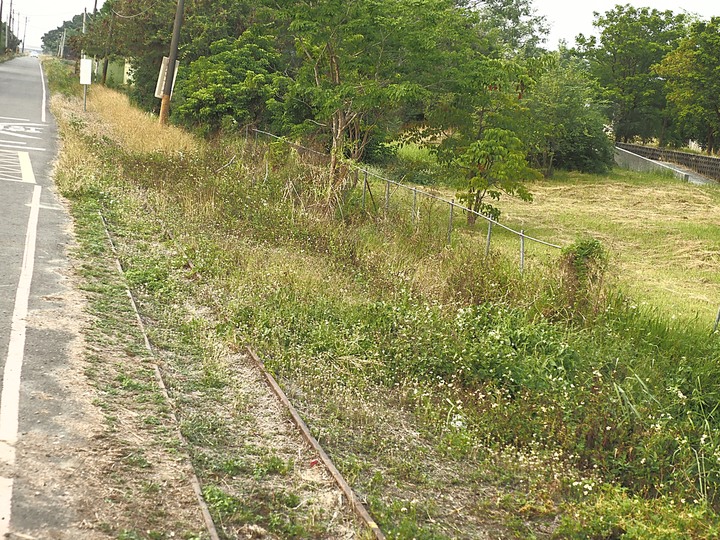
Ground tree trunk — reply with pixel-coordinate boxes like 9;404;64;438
466;190;483;226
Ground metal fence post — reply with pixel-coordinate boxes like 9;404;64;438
384;180;390;215
412;188;417;227
520;229;525;274
447;199;454;244
485;221;493;258
362;171;367;211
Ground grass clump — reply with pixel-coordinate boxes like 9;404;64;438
50;80;720;538
43;58;82;97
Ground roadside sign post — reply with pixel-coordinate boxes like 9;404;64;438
80;58;92;112
80;8;90;112
158;0;185;125
155;56;180;100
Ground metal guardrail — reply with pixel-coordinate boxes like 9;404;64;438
617;142;720;181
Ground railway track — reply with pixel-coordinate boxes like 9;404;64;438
99;209;385;539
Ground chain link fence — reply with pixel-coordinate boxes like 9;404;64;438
250;129;564;273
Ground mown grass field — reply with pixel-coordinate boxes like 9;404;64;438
495;171;720;325
48;58;720;539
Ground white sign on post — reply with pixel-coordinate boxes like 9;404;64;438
155;56;180;99
80;59;93;86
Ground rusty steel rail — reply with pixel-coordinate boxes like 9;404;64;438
246;347;386;540
99;212;221;540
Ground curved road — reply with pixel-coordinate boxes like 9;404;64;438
0;56;91;537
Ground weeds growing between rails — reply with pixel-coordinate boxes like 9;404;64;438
50;61;720;538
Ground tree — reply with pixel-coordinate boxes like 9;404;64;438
406;50;546;221
523;56;614;176
42;14;84;58
455;128;537;221
465;0;549;57
285;0;450;180
174;29;291;134
656;17;720;153
576;5;687;143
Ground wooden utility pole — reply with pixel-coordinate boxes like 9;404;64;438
58;28;66;58
158;0;185;125
0;0;4;53
5;0;11;51
101;13;114;85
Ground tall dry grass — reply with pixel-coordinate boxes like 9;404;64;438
88;86;197;155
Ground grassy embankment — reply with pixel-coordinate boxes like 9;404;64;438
48;58;720;539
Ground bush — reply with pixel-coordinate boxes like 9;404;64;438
559;237;609;317
174;29;291;135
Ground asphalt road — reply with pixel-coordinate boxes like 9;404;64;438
0;56;93;538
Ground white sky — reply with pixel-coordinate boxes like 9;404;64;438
2;0;104;49
534;0;720;49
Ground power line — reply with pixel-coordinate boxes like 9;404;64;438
111;2;159;19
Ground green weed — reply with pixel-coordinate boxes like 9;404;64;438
51;80;720;537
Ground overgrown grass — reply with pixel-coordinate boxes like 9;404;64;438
494;168;720;324
42;58;82;96
49;61;720;538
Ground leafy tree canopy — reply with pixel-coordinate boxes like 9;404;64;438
656;17;720;153
576;4;688;143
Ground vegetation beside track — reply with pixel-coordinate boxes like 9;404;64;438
49;60;720;539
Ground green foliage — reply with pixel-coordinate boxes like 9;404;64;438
555;486;720;539
559;237;609;316
43;59;82;97
562;237;608;286
41;14;85;58
175;29;291;134
656;17;720;153
455;128;537;219
576;5;688;143
524;57;614;175
385;144;448;186
471;0;550;58
286;0;464;172
1;20;21;53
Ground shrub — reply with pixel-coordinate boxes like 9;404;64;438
559;237;609;317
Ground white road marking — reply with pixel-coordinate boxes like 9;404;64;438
0;151;23;183
0;123;44;140
0;143;46;153
18;153;36;184
0;117;29;122
38;63;47;124
0;182;42;537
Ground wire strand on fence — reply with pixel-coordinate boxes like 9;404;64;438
250;128;564;250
